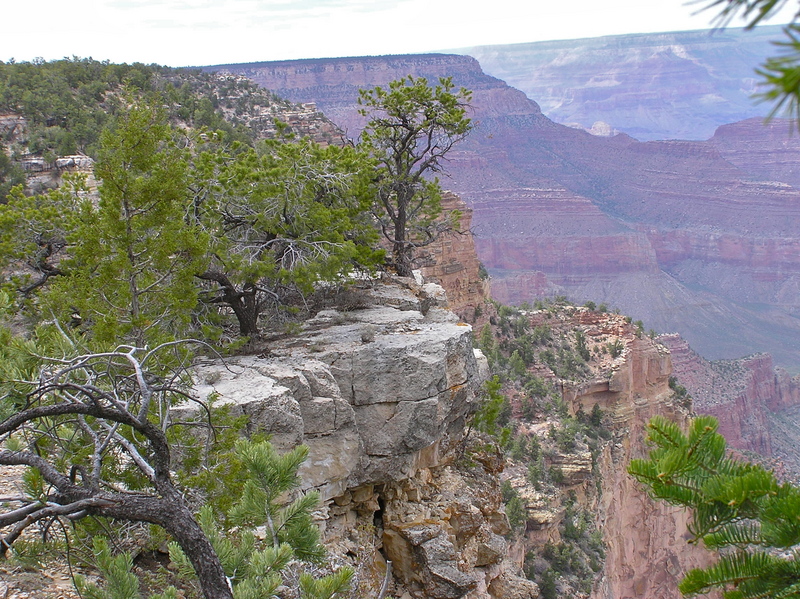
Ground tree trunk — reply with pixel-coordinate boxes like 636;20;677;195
230;289;261;340
160;500;233;599
50;488;235;599
393;197;413;277
198;271;261;339
393;242;413;277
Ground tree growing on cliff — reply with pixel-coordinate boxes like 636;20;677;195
358;76;472;277
0;317;352;599
628;414;800;598
1;98;382;343
192;135;383;339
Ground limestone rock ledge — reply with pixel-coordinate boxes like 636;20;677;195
190;280;483;499
184;280;531;597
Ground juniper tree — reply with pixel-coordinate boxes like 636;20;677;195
54;100;208;347
629;415;800;598
0;321;352;599
0;175;83;300
0;333;234;599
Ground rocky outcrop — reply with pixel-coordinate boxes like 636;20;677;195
185;279;537;598
709;117;800;189
206;53;800;369
1;111;97;192
583;337;711;599
380;451;537;599
558;317;714;599
658;333;800;463
208;73;343;145
0;114;25;141
190;280;483;498
420;192;491;322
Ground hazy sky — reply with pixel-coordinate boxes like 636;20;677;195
3;0;795;67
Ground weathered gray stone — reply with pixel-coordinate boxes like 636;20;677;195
419;533;478;599
299;397;336;434
357;398;438;456
487;573;540;599
475;532;507;567
184;281;485;507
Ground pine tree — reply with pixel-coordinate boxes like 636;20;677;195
193;136;382;339
169;439;353;599
629;415;800;598
358;76;471;277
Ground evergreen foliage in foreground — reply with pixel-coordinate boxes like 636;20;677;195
629;415;800;598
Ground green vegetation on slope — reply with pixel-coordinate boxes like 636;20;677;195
0;59;473;599
0;56;302;166
472;298;619;598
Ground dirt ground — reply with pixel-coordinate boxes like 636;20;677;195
0;466;83;599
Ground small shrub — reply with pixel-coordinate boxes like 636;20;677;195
549;466;565;485
539;569;558;599
505;496;527;535
607;339;624;358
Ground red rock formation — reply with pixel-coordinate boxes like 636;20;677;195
419;191;490;321
565;328;714;599
510;309;715;599
709;117;800;189
658;333;800;457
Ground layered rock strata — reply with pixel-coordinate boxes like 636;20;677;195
457;27;780;142
420;191;491;322
206;53;800;368
578;336;708;599
658;333;800;465
190;280;482;498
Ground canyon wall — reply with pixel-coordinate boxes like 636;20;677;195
185;277;715;598
420;191;491;323
455;27;780;141
576;334;711;599
477;304;716;599
204;53;800;370
530;310;713;599
659;333;800;476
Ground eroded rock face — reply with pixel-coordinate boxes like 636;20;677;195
498;308;713;599
658;333;800;468
580;334;713;599
190;356;360;499
184;279;540;598
420;192;491;322
460;28;779;142
378;446;537;599
189;280;484;499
